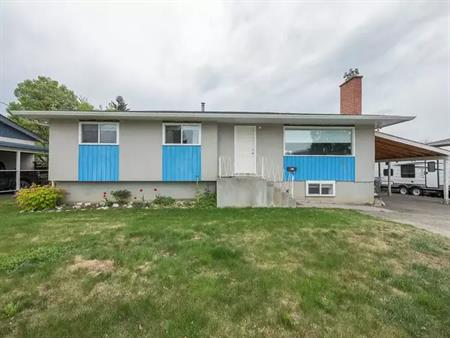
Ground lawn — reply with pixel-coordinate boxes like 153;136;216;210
0;196;449;337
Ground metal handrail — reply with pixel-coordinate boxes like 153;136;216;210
218;156;286;183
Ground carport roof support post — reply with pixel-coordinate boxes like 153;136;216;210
387;162;392;196
15;151;21;191
444;158;449;205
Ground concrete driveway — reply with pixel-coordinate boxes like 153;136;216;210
298;193;450;237
365;194;450;238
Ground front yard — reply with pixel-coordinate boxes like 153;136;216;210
0;196;449;337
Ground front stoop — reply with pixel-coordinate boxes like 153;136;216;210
217;177;296;208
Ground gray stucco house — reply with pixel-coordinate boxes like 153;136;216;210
14;72;413;206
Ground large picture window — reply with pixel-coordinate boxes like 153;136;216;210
284;128;353;155
80;122;118;144
163;123;201;145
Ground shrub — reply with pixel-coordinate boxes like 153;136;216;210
132;200;151;208
16;185;64;211
110;189;131;204
195;190;216;208
152;195;175;207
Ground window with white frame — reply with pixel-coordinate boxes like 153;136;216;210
163;123;201;145
284;127;353;155
306;181;336;196
80;122;119;144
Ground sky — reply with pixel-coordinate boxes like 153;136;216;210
1;0;449;142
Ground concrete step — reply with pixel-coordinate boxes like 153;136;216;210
217;176;297;208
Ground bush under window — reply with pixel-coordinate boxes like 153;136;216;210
16;185;64;211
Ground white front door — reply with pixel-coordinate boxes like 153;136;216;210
234;125;256;175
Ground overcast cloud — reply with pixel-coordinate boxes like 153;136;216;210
1;0;449;142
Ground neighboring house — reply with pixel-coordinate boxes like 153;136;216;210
0;114;48;192
14;72;414;205
427;138;450;152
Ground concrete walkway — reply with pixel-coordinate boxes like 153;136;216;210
298;194;450;238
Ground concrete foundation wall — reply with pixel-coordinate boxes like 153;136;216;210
56;181;216;203
217;177;268;207
292;181;374;204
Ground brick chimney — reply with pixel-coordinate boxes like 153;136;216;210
340;68;362;115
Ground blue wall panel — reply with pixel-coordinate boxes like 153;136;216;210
284;156;355;181
163;145;201;181
78;145;119;181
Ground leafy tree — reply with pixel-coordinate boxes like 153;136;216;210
78;97;95;111
7;76;94;141
107;96;129;111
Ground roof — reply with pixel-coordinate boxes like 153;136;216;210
12;110;415;128
427;138;450;147
0;114;43;142
0;140;48;153
375;132;450;161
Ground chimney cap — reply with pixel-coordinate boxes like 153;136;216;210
201;102;206;112
340;68;363;87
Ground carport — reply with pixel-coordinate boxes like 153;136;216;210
0;115;48;192
375;131;450;204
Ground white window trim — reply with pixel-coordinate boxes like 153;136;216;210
162;123;202;145
79;122;120;145
283;126;355;157
306;180;336;197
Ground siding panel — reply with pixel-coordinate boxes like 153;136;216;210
284;156;355;181
78;145;119;181
163;145;201;181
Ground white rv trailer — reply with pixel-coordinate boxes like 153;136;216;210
375;159;450;196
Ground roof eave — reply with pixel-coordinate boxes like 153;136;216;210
11;111;414;128
0;114;44;142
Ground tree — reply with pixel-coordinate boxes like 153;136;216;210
107;96;129;111
7;76;94;141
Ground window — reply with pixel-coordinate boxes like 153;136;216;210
427;161;436;173
80;122;118;144
306;181;336;196
284;128;353;155
163;124;201;145
400;164;415;178
383;168;393;176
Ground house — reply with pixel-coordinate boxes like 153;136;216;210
427;138;450;151
14;71;414;206
0;114;48;192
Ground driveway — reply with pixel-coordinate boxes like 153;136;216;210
298;193;450;238
364;194;450;238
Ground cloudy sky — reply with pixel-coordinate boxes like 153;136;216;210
1;0;449;142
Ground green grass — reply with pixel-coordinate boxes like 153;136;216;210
0;196;449;337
